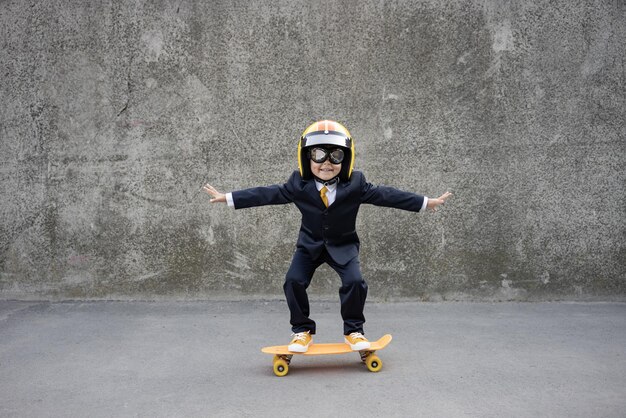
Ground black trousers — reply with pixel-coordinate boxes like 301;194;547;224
283;246;368;335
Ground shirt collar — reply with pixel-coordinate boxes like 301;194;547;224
314;179;338;192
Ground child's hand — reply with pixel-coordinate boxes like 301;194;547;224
427;191;452;212
202;183;227;203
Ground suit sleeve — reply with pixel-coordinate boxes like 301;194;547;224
231;171;297;209
359;172;425;212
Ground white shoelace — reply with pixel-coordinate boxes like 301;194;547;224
291;332;309;342
348;332;366;341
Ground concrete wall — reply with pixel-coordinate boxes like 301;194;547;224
1;0;624;301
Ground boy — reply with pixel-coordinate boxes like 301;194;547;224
203;120;451;353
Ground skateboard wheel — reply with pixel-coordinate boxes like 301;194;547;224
273;358;289;377
365;355;382;372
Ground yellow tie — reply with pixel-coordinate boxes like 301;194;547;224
320;186;328;207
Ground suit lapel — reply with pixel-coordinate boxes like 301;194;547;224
304;179;327;210
332;179;350;208
304;178;352;209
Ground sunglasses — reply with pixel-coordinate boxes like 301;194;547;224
308;147;345;164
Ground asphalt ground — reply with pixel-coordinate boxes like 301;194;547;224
1;300;625;417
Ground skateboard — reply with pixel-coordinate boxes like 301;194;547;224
261;334;392;376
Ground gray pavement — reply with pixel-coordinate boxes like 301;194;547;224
1;300;625;417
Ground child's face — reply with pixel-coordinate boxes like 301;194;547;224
310;159;341;181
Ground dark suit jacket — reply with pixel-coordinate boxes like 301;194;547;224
232;170;425;265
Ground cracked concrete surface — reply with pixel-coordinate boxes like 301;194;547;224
1;1;624;300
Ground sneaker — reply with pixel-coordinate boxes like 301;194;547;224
344;332;371;351
288;331;312;353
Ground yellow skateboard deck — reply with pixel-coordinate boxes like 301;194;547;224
262;334;392;376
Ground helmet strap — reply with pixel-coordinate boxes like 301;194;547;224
313;175;340;186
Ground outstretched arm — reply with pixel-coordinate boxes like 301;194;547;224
359;172;452;213
202;171;297;209
360;172;426;212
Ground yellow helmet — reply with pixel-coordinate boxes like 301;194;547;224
298;120;355;181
